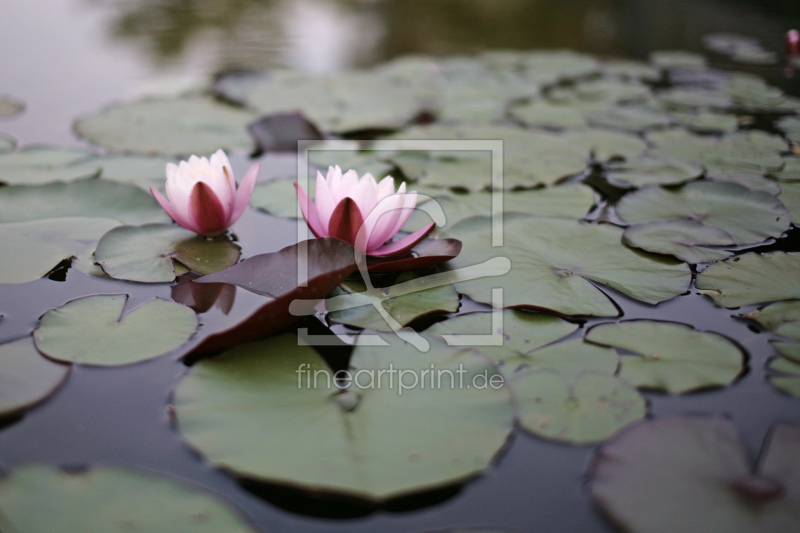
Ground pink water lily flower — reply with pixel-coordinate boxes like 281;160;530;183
295;166;434;257
150;150;259;237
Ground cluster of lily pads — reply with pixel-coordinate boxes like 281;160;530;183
1;48;800;532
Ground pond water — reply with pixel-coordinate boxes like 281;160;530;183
1;1;800;532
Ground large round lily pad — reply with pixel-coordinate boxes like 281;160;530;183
562;128;647;162
585;320;744;393
590;417;800;533
744;301;800;341
444;215;690;317
74;96;255;155
95;224;241;283
697;252;800;308
327;272;459;332
250;179;305;219
616;180;791;245
768;357;800;398
0;338;70;418
512;369;646;444
0;464;256;533
778;181;800;225
174;333;513;500
0;146;98;185
605;157;703;188
70;154;179;190
0;179;169;224
0;217;121;284
622;220;735;264
34;294;197;366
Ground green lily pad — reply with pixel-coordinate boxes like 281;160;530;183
671;111;738;133
777;116;800;143
444;215;690;317
384;125;589;188
585;320;744;393
0;95;24;118
622;220;735;264
723;74;800;112
70;154;178;190
712;172;782;195
697;252;800;308
590;417;800;533
768;357;800;398
744;301;800;341
773;158;800;182
174;333;513;500
425;309;579;365
605;157;703;187
95;224;241;283
250;179;304;218
615;180;791;245
649;50;707;69
512;369;646;444
562;128;647;161
0;179;169;224
0;217;121;284
0;133;16;152
778;181;800;224
0;338;70;418
504;339;619;380
74;96;255;155
656;88;732;110
0;146;98;185
514;50;599;85
584;106;672;132
773;342;800;364
648;130;785;177
509;101;587;129
34;294;197;366
391;151;492;191
327;272;460;332
548;79;652;109
600;59;661;82
0;465;256;533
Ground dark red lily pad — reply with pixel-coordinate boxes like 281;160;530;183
248;112;323;153
366;238;462;273
188;238;356;355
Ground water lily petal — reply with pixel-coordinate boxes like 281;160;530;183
368;222;436;257
295;182;327;238
228;163;259;226
150;187;197;232
365;191;406;251
328;197;365;248
189;181;228;236
348;172;379;215
385;189;418;241
315;170;337;225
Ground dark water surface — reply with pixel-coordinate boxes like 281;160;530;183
2;1;800;532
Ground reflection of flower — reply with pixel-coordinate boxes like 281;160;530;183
295;166;434;256
151;150;258;237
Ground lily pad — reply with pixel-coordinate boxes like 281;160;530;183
768;357;800;398
0;133;16;152
95;224;241;283
777;116;800;144
502;339;619;380
0;179;169;224
34;294;197;366
562;128;647;161
615;180;791;245
671;111;738;133
0;464;256;533
512;369;646;444
697;252;800;308
600;59;661;82
590;417;800;533
0;338;70;418
389;151;492;191
0;217;121;284
425;309;579;367
773;342;800;364
584;106;672;132
649;50;707;69
778;181;800;224
444;215;690;317
585;320;743;393
250;179;304;219
605;157;703;187
509;101;587;129
656;88;732;110
622;220;735;264
744;301;800;341
327;272;460;332
174;333;513;500
70;154;178;190
773;158;800;182
0;94;24;118
74;96;255;155
0;145;98;185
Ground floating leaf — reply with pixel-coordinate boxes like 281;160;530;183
509;101;587;129
562;128;647;161
70;154;178;190
649;50;707;69
0;338;70;418
0;217;120;284
190;238;357;354
95;224;241;283
309;146;394;178
512;370;646;444
711;172;781;195
390;151;492;191
622;220;734;264
773;158;800;182
600;59;661;82
444;215;690;317
777;116;800;144
174;333;513;500
327;272;460;332
248;112;323;152
697;252;800;308
773;342;800;364
365;238;462;273
605;157;702;187
0;146;97;185
250;179;303;218
34;295;197;366
0;465;256;533
615;180;790;245
744;301;800;341
671;111;738;133
74;96;255;155
584;106;672;132
723;74;799;111
502;339;619;380
656;88;732;110
585;320;743;393
590;417;800;533
0;179;169;224
778;181;800;224
768;357;800;398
